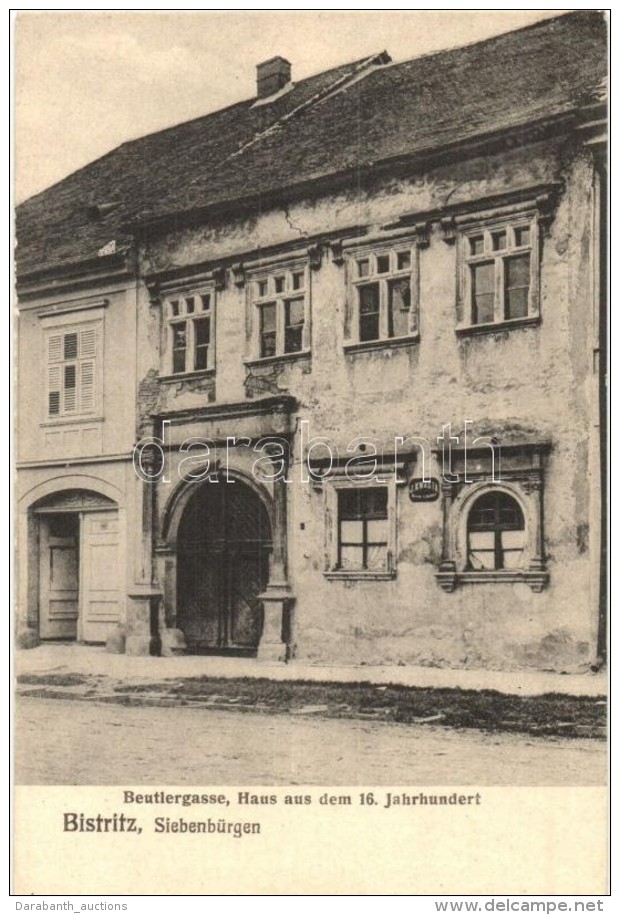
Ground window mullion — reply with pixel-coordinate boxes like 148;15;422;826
276;296;284;356
495;256;504;322
379;280;389;339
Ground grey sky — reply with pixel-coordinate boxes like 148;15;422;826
15;10;566;204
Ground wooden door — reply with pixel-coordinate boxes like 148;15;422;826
81;511;121;642
177;482;271;653
39;514;79;640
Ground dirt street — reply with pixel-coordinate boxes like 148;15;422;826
15;697;605;786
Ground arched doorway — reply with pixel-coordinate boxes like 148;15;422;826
176;480;272;654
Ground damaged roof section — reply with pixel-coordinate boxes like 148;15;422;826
16;10;607;279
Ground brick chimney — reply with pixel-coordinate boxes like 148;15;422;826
256;56;291;99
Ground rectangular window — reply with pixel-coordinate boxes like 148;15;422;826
284;298;304;354
349;245;417;346
388;278;411;339
504;254;530;320
463;219;536;328
471;262;495;325
259;303;277;358
359;284;380;342
193;317;211;370
338;487;389;572
250;265;309;359
46;325;99;419
172;322;187;374
165;290;216;375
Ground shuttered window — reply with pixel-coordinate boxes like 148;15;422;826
47;326;99;418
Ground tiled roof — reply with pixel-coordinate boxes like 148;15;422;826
16;11;606;278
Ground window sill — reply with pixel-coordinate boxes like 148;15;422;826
435;566;548;593
343;334;420;354
455;315;540;337
244;350;311;368
159;369;215;383
41;415;104;428
324;569;396;582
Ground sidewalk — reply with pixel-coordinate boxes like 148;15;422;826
15;643;607;697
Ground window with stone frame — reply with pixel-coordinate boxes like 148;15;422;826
347;244;419;347
165;290;215;375
46;324;100;419
459;216;539;329
249;264;310;360
320;475;400;581
435;446;550;593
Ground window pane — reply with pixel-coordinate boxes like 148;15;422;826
194;317;210;370
358;284;380;341
501;530;525;550
357;259;370;278
471;262;495;324
340;520;363;544
172;324;187;347
172;323;187;374
377;254;390;274
286;298;304;327
260;304;277;357
292;271;304;290
515;226;530;246
339;487;387;520
275;276;285;293
388;278;411;337
505;254;530;319
367;544;388;570
340;546;364;570
64;334;78;360
492;231;507;251
469;550;496;571
200;294;210;311
285;295;304;353
195;317;210;347
257;280;268;297
469;531;494;550
260;333;276;358
170;300;180;317
397;250;411;271
186;296;195;313
284;326;303;353
260;303;276;332
366;519;388;543
470;236;484;256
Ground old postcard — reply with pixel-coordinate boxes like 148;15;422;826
13;10;609;897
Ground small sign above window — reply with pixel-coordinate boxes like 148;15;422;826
408;478;440;502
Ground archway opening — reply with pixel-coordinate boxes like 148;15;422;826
176;480;272;654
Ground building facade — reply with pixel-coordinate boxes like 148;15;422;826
16;12;607;672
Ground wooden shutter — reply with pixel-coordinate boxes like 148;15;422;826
80;327;96;358
48;333;62;364
48;365;61;415
80;361;95;410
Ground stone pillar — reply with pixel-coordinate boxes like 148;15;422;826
436;481;458;592
125;442;162;656
257;449;293;662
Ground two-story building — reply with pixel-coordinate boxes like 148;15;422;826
15;11;607;672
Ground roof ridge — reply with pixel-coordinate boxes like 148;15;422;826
227;51;390;163
377;10;602;74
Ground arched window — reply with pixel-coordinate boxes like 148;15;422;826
467;492;525;571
